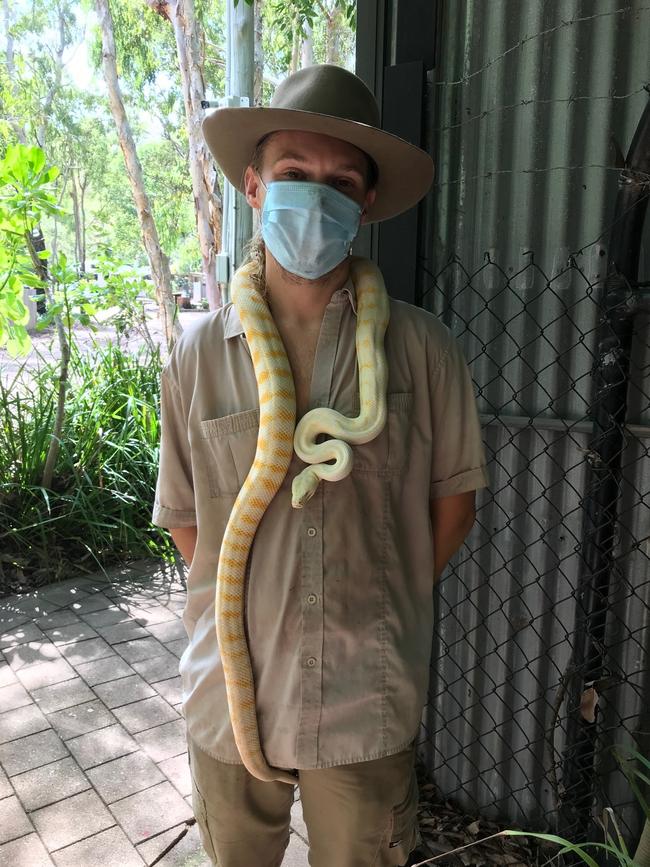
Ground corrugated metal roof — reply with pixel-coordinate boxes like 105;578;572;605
420;0;650;835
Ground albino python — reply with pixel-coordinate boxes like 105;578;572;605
215;256;390;784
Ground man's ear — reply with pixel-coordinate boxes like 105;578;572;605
244;166;263;210
360;188;377;225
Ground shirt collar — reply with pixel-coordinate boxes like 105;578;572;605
223;277;357;339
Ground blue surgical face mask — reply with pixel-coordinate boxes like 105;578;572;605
259;179;362;280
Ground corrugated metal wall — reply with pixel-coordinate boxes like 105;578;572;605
417;0;650;834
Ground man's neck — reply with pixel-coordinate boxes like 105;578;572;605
264;252;350;327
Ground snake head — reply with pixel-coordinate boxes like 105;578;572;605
291;470;320;509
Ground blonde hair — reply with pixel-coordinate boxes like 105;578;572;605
242;230;266;292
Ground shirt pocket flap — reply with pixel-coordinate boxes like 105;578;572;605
200;409;260;496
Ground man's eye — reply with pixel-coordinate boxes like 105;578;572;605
335;178;354;189
283;169;303;179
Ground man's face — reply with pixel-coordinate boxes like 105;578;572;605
244;130;376;219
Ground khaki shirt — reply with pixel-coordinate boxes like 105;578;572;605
153;282;488;769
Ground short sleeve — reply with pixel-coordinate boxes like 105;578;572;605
429;337;489;499
152;367;197;528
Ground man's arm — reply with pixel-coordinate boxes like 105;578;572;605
170;526;198;566
430;490;476;581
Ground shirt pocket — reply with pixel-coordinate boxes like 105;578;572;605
199;409;260;497
353;392;413;474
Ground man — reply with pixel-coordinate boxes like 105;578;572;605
153;64;488;867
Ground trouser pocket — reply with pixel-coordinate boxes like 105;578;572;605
387;767;420;865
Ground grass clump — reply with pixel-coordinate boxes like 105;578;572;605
0;340;173;595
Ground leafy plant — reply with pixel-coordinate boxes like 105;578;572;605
0;340;173;594
0;144;62;356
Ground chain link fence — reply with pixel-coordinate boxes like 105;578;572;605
416;254;650;852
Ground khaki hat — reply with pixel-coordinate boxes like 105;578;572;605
202;64;434;223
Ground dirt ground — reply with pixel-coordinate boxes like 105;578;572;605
0;301;209;384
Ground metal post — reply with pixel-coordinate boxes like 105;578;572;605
560;95;650;839
220;0;254;301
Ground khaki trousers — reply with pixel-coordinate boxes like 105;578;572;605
187;737;420;867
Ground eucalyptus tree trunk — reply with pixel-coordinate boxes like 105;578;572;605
26;231;69;491
300;20;313;68
290;20;300;74
253;0;264;105
146;0;223;309
37;4;66;149
325;6;343;65
96;0;180;346
2;0;27;145
70;173;82;268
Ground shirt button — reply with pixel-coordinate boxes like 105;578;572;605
306;594;317;605
306;657;317;667
307;527;317;537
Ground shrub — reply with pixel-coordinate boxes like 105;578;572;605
0;340;173;594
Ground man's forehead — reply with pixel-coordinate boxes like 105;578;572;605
263;130;368;169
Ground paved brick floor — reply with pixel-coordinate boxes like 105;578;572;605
0;561;309;866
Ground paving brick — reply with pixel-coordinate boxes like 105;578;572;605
132;652;180;684
0;763;12;798
290;798;308;842
95;621;150;645
165;639;188;658
0;662;18;687
158;752;191;797
135;718;187;763
112;696;179;734
129;605;179;626
86;749;165;803
0;681;32;712
3;595;62;620
74;655;135;687
113;636;166;664
0;794;33;843
0;832;55;866
93;674;156;709
284;830;309;866
159;599;186;616
34;610;82;630
145;619;187;644
16;657;76;692
151;676;182;706
59;637;114;667
136;821;208;867
38;577;85;606
0;612;31;636
31;788;114;851
44;622;100;646
80;606;130;628
47;699;116;740
3;640;61;671
32;677;95;714
52;825;144;867
0;728;69;776
66;723;138;770
38;584;89;607
66;592;114;615
11;756;90;812
0;622;47;649
110;781;193;844
0;702;50;744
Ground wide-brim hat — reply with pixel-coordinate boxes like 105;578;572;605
202;64;434;223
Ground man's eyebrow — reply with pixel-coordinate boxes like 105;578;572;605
273;152;365;176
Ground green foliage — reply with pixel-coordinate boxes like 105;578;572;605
84;250;157;343
0;341;173;593
0;144;62;356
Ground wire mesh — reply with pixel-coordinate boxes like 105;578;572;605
416;255;650;849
